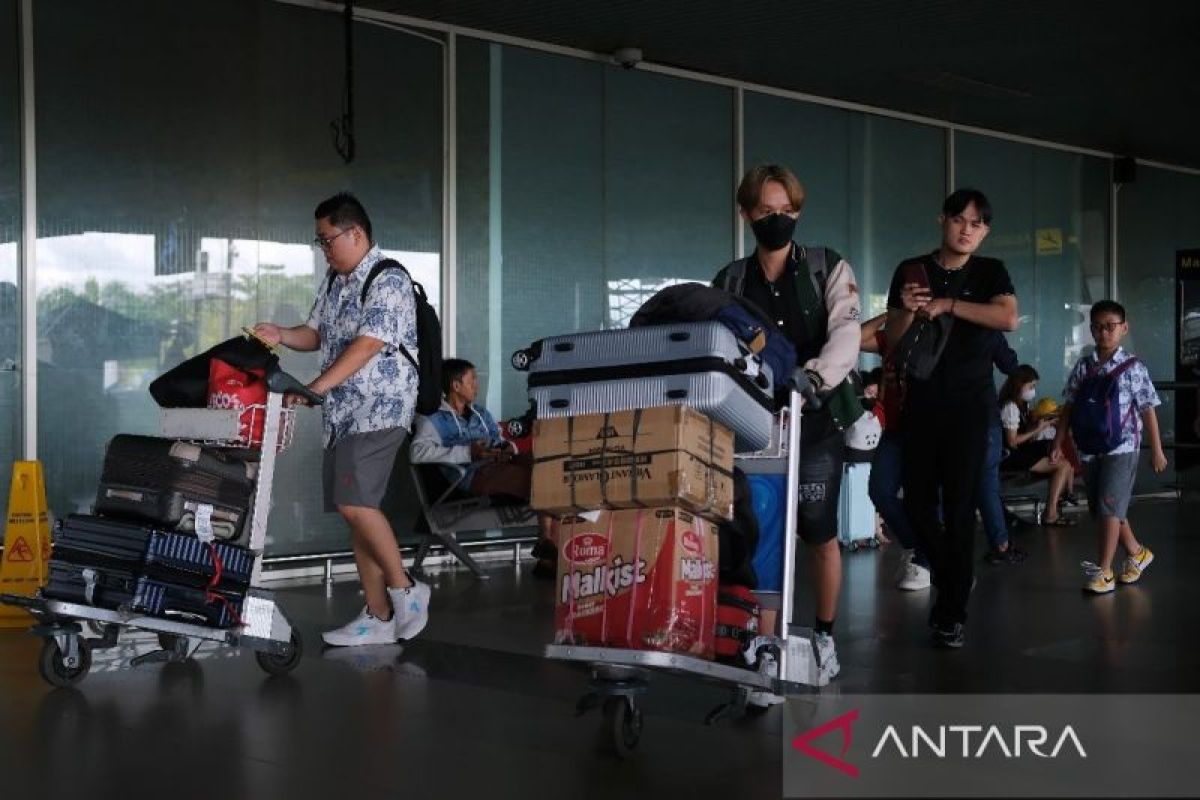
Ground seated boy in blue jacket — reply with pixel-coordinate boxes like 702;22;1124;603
410;358;557;576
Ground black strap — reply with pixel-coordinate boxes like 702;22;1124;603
325;258;420;372
717;591;760;615
322;258;405;303
792;245;827;345
628;409;644;508
722;244;827;333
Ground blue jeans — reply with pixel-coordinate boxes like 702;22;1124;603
869;430;929;568
977;423;1008;550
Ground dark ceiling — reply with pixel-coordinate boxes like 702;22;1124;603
358;0;1200;169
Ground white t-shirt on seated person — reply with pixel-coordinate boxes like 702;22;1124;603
1000;401;1056;441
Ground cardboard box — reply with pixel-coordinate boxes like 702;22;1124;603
554;506;719;659
531;406;734;522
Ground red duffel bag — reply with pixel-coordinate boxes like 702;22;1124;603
207;357;268;446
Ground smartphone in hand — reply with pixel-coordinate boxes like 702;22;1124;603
901;261;930;290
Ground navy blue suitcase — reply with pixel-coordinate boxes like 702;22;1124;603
143;530;253;590
131;578;244;628
55;515;253;590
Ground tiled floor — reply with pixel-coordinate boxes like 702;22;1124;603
0;498;1194;798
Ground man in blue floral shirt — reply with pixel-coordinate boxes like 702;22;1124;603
255;192;430;647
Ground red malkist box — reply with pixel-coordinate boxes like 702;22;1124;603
554;506;718;660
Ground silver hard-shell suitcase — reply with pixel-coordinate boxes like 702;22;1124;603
513;322;775;451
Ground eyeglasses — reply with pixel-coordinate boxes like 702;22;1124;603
313;228;352;250
1090;322;1124;333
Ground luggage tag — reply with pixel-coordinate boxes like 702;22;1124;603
82;568;99;606
194;503;216;544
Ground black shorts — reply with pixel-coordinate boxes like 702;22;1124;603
796;408;845;546
1000;439;1051;473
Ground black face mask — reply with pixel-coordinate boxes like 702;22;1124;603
750;213;797;251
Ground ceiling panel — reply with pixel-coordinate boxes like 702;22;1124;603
354;0;1200;168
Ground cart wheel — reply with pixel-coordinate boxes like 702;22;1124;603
599;696;643;759
255;631;304;676
744;701;770;718
38;637;92;688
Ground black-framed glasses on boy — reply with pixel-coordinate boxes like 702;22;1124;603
313;228;352;250
1090;322;1123;333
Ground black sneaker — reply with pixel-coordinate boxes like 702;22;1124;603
932;623;965;648
984;547;1026;565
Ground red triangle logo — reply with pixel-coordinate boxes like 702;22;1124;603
791;708;861;778
6;536;35;563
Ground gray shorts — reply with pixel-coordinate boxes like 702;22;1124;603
1085;451;1139;520
323;428;408;512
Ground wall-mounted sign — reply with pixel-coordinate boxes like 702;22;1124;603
1036;227;1064;256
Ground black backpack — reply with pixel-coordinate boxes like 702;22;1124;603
325;258;443;416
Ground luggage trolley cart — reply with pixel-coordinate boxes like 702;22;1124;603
0;359;323;688
544;372;827;757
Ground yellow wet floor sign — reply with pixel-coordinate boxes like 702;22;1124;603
0;461;51;627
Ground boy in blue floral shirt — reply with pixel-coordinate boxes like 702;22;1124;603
1052;300;1168;594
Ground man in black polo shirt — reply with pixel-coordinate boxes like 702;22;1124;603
886;189;1019;648
713;164;863;689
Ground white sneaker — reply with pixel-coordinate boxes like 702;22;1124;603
897;556;931;591
389;580;431;641
747;651;785;707
814;632;841;683
322;607;398;647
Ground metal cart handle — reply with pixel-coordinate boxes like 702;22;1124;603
265;365;325;406
787;367;822;411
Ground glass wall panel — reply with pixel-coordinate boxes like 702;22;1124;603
743;94;946;324
1118;165;1200;490
456;41;733;420
0;0;20;526
602;68;734;317
34;0;442;554
955;134;1110;395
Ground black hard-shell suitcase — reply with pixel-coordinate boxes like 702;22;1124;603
94;435;255;544
53;514;153;569
513;322;775;451
43;561;138;609
131;578;244;628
